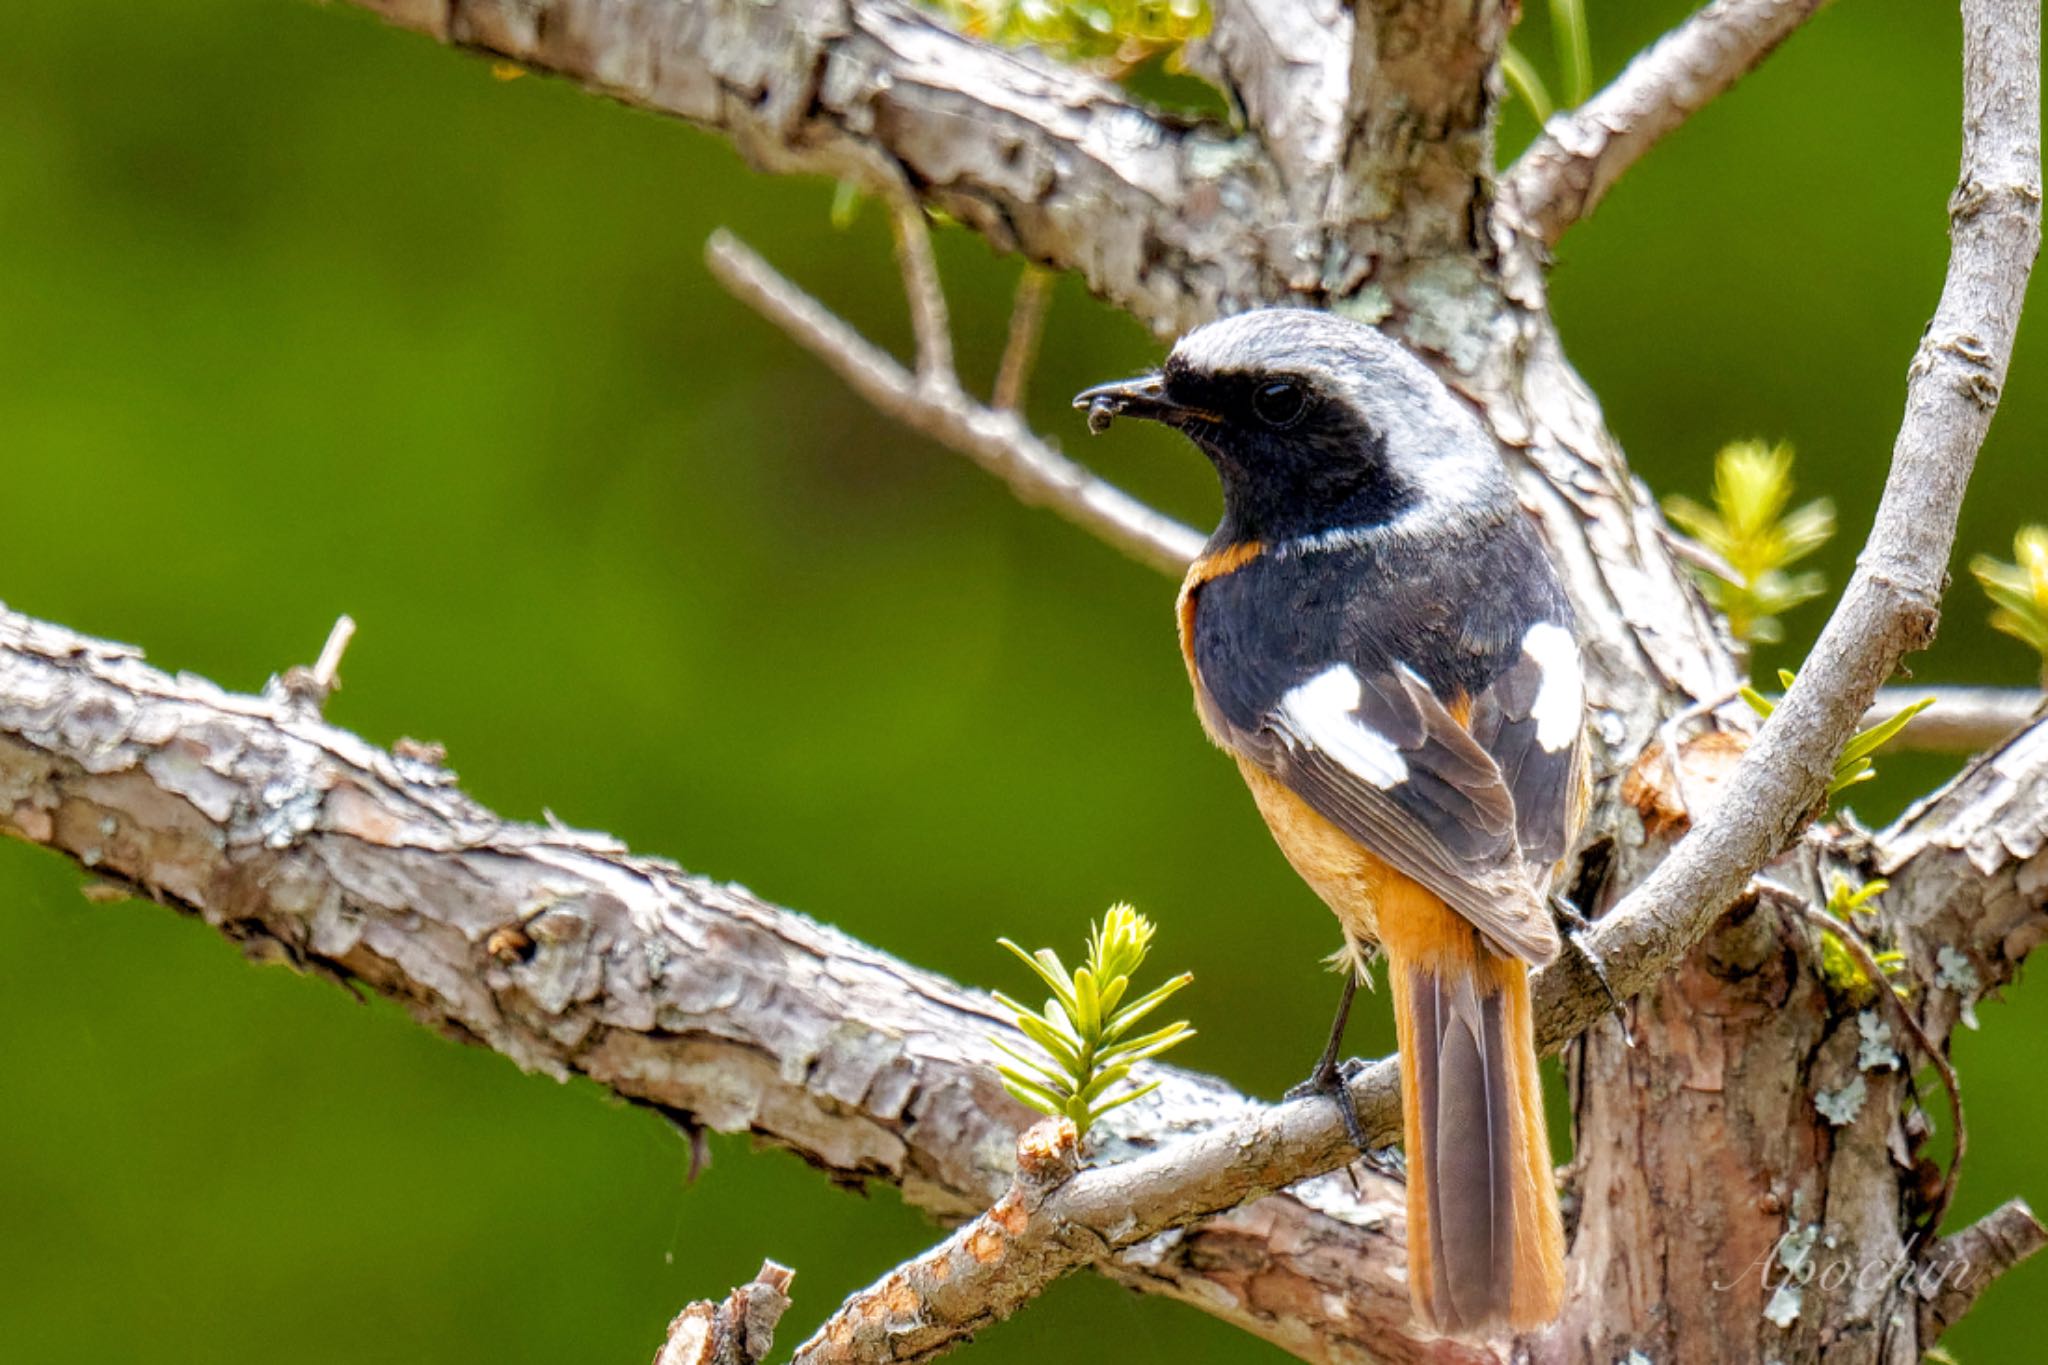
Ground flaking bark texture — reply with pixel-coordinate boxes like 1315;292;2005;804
6;0;2041;1361
0;607;1439;1362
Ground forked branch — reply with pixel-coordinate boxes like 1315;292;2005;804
704;228;1203;575
1506;0;1830;249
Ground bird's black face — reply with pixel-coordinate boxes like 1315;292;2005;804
1077;353;1413;547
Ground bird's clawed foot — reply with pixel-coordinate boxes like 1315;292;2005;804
1285;1058;1405;1179
1286;1054;1372;1150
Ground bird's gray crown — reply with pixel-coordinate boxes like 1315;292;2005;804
1169;308;1510;514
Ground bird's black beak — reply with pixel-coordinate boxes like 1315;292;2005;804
1073;374;1197;434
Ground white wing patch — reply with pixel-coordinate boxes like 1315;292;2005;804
1277;664;1409;789
1521;622;1583;753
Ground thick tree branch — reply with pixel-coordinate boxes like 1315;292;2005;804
7;594;2047;1364
0;604;1434;1363
1185;0;1349;196
346;0;1285;337
1505;0;1830;250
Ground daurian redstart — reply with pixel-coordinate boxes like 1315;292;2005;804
1077;309;1585;1334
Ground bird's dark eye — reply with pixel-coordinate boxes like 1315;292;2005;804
1250;379;1307;429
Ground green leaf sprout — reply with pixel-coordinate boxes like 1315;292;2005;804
1740;669;1933;802
1816;875;1909;1004
1665;440;1836;652
990;904;1194;1140
1970;525;2048;685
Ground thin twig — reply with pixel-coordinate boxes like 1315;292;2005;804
311;614;356;695
992;267;1052;412
270;612;358;717
705;229;1203;575
1505;0;1829;249
1798;905;1965;1231
789;1119;1083;1365
889;196;954;384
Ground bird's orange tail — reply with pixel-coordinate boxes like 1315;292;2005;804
1379;876;1565;1335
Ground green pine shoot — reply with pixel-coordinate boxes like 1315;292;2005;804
1740;669;1933;801
1665;441;1836;652
1970;525;2048;685
1816;875;1909;1004
990;904;1194;1141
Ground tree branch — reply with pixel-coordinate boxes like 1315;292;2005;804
704;228;1204;575
1184;0;1349;196
1562;0;2039;1041
655;1261;795;1365
788;1119;1084;1365
344;0;1286;336
1917;1199;2048;1345
7;598;2047;1361
1505;0;1830;250
991;268;1051;413
0;603;1436;1363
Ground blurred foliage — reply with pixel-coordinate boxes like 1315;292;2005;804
1740;669;1933;802
1503;0;1592;125
1501;46;1558;126
923;0;1209;72
1548;0;1594;108
1971;526;2048;683
0;3;2044;1364
1666;440;1836;651
992;904;1194;1140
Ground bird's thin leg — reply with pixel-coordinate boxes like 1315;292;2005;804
1284;972;1407;1180
1285;972;1375;1150
1310;970;1359;1092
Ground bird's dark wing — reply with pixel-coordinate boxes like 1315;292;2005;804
1191;542;1583;964
1466;622;1590;878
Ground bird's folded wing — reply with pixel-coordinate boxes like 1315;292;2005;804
1241;661;1561;964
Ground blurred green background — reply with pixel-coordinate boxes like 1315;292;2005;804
1;1;2041;1361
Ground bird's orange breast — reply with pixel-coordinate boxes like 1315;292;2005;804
1176;540;1264;743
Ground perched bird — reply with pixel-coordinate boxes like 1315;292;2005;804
1076;309;1584;1335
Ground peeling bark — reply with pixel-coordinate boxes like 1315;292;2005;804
9;0;2040;1360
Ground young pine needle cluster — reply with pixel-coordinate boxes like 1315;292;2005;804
1666;440;1836;653
990;905;1194;1141
1816;875;1910;1006
1741;669;1932;802
1970;525;2048;684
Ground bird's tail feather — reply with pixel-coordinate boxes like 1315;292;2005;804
1381;881;1565;1335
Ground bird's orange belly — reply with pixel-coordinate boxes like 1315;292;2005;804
1235;758;1387;947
